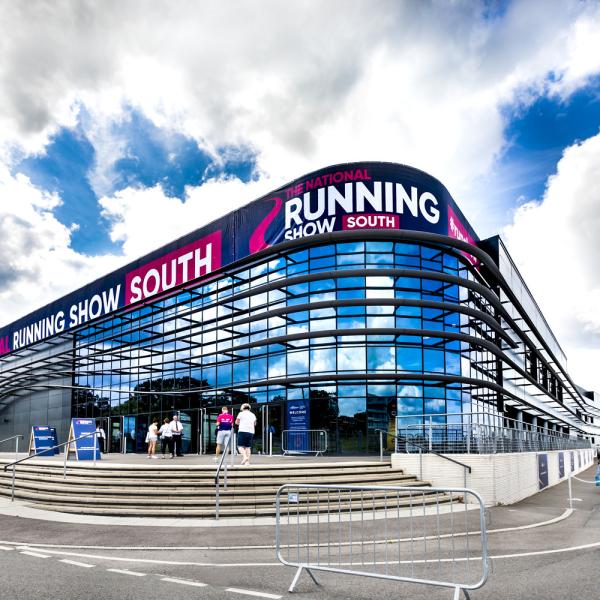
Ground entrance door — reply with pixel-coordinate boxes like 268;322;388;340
261;403;283;455
107;416;123;453
178;410;201;455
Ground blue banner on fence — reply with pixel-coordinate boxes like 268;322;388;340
286;399;310;452
558;452;564;479
30;426;59;456
538;453;549;490
70;418;101;461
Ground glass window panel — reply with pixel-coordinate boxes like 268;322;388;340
310;347;336;372
338;385;366;397
367;346;395;371
268;354;286;378
397;346;423;371
288;350;308;375
337;345;366;371
423;349;445;373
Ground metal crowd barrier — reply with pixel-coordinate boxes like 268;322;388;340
282;429;328;456
275;483;488;598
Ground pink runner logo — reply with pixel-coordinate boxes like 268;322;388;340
126;230;222;304
447;206;478;266
0;335;9;356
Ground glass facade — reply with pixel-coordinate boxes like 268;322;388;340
67;240;480;453
1;160;598;452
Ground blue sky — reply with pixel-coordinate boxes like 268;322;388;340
15;110;258;254
500;75;600;204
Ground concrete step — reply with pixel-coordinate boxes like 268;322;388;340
21;492;454;517
0;459;438;519
0;474;424;497
0;462;394;479
0;470;413;489
2;485;441;507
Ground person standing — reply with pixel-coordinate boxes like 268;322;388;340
235;403;257;466
158;417;173;458
170;414;184;457
215;406;234;461
147;418;159;459
95;422;106;454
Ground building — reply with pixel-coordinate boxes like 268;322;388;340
1;162;598;454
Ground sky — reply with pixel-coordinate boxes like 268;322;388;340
1;0;600;389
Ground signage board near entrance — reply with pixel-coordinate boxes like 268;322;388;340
286;399;310;452
67;418;101;461
29;426;59;456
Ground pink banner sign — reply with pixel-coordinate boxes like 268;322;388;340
447;206;478;266
125;230;222;304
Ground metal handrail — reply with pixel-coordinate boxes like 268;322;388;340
0;434;23;445
376;429;472;487
0;434;22;464
2;431;99;502
215;432;234;520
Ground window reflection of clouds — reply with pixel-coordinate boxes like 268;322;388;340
73;240;477;425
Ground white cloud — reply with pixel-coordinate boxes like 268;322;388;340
503;132;600;390
98;175;277;258
0;166;121;323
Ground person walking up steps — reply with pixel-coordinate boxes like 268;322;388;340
214;406;234;461
170;414;184;457
236;403;256;466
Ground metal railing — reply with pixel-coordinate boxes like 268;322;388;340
397;412;592;454
282;429;328;456
0;435;22;462
275;483;489;597
215;432;235;520
2;431;99;501
377;430;472;488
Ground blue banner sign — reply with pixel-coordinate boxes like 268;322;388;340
558;452;564;479
29;426;59;456
537;453;549;490
68;418;101;461
286;399;311;452
0;162;479;358
570;451;575;472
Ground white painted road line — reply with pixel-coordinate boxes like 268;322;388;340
160;577;208;588
0;545;14;551
226;588;282;599
20;550;50;558
60;559;95;568
106;568;146;577
0;507;574;551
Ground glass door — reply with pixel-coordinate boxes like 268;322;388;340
108;416;123;453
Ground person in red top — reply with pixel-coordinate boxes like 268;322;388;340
215;406;234;461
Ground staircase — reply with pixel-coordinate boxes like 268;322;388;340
0;460;453;518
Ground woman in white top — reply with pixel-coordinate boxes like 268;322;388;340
147;418;159;458
158;418;173;458
236;403;257;466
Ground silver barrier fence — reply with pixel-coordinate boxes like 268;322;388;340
275;483;489;598
282;429;328;456
397;412;592;454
